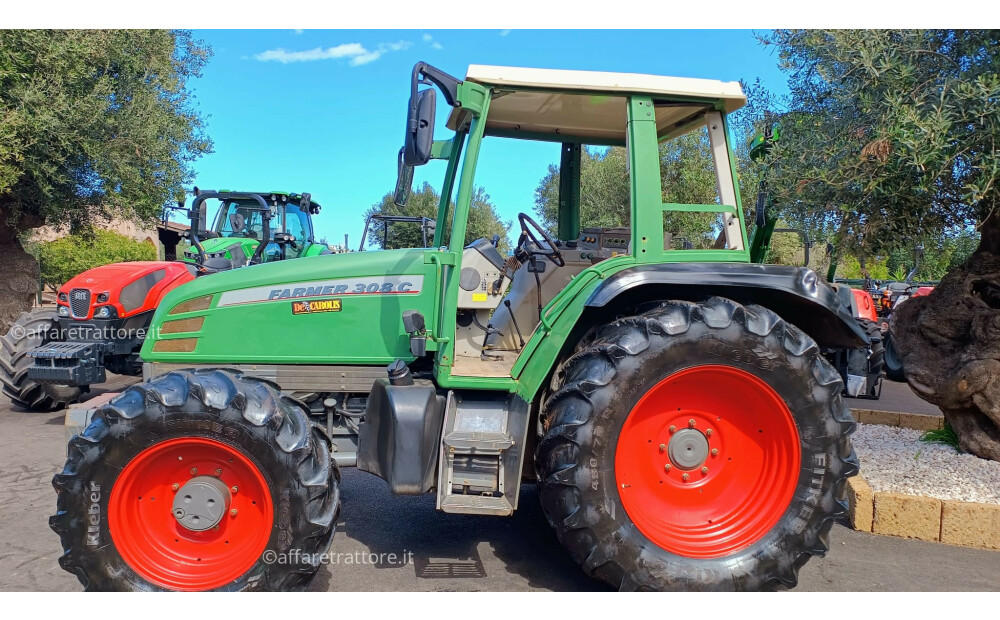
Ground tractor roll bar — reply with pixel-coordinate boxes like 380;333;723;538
189;191;272;266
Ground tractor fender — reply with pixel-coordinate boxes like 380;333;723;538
850;288;878;322
585;263;867;350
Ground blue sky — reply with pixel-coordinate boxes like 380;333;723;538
187;29;791;248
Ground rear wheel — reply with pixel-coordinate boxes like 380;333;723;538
1;308;82;411
536;297;857;591
50;369;339;591
884;331;905;381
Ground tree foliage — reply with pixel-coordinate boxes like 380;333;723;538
757;30;1000;259
0;30;213;236
757;30;1000;461
363;182;512;253
30;229;157;286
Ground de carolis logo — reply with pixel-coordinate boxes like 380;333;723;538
291;298;342;315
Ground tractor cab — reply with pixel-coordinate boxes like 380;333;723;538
390;64;751;379
179;190;323;271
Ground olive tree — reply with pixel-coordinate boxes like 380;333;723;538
759;29;1000;460
0;30;212;330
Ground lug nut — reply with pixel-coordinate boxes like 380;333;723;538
664;464;672;472
688;419;696;428
171;483;179;492
711;448;719;457
190;467;198;476
706;429;714;437
669;425;677;433
681;473;690;482
658;444;666;453
230;509;238;517
231;486;238;494
701;466;709;474
214;468;222;476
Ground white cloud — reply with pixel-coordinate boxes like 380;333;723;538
292;29;304;35
431;42;443;50
499;29;512;36
254;40;411;66
422;33;433;42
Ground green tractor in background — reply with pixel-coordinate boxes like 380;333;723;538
1;190;328;411
52;63;866;592
175;189;330;270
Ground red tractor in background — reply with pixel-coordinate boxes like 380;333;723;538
1;190;325;411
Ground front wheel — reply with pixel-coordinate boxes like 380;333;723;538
50;369;339;591
536;297;857;591
1;308;82;411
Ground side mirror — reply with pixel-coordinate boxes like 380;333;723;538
300;192;314;214
193;199;208;234
754;180;768;229
394;149;414;207
403;88;436;166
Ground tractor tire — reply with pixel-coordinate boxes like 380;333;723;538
0;308;82;411
883;332;905;382
50;369;339;591
536;297;858;591
846;318;885;397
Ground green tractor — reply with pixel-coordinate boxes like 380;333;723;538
1;190;327;411
52;63;865;591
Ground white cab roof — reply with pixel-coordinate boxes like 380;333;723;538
447;65;746;143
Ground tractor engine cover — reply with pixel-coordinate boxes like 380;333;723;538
358;378;445;495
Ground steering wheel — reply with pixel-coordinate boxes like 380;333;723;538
517;213;565;267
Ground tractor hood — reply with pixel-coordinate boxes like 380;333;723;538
60;261;196;320
141;249;439;366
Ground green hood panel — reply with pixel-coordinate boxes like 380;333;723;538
180;237;261;263
142;249;437;366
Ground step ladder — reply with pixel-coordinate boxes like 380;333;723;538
436;391;530;516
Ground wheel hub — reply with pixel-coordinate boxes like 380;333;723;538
172;476;231;531
667;428;709;470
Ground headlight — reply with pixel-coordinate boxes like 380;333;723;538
97;292;109;303
58;292;68;302
57;305;70;317
95;306;117;319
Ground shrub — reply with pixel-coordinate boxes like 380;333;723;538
36;229;157;286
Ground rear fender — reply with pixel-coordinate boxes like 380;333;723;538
585;263;867;350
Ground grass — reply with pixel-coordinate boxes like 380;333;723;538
919;423;960;451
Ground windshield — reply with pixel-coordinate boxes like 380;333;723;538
212;199;272;240
283;201;313;242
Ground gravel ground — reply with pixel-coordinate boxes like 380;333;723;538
853;423;1000;505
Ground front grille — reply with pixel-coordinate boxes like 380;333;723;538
69;288;91;318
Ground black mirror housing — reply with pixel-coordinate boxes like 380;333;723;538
403;88;436;166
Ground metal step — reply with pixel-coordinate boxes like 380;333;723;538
440;494;513;516
435;391;529;516
442;431;513;452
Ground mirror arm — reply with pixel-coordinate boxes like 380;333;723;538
411;62;461;108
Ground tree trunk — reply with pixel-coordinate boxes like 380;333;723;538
0;226;41;334
893;211;1000;461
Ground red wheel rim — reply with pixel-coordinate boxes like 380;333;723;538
614;365;801;558
109;437;273;590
